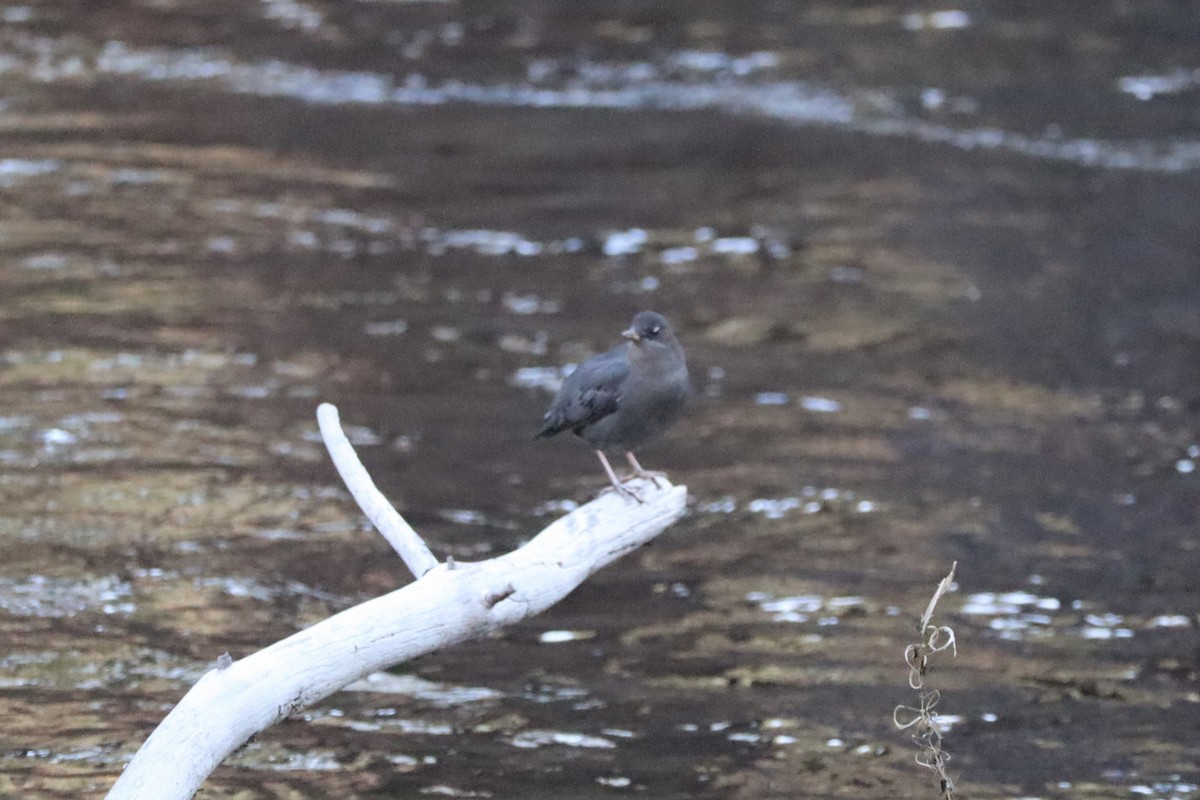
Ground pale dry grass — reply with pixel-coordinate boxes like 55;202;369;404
894;562;959;799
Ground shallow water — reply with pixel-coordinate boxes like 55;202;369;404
2;2;1199;798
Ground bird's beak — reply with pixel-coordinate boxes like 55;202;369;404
622;327;641;343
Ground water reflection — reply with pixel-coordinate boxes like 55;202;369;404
3;2;1200;798
345;673;501;706
748;592;865;625
959;588;1196;642
509;730;616;750
5;32;1199;171
0;574;133;618
699;487;879;519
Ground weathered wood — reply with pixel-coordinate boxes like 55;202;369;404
105;403;687;800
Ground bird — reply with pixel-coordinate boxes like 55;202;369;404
537;311;689;501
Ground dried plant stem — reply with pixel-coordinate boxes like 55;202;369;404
894;561;959;799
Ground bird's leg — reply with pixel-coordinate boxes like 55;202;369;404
595;450;643;503
625;452;667;488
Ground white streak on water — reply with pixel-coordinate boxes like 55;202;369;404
1119;69;1200;101
603;228;649;256
0;575;134;618
903;10;972;31
800;396;842;413
5;39;1198;172
261;0;324;33
510;365;566;393
754;392;789;406
510;730;616;750
344;673;501;704
710;236;759;255
0;158;61;187
539;629;594;644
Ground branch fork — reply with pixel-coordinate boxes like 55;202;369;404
106;402;687;800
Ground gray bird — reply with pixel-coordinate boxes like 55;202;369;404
537;311;689;501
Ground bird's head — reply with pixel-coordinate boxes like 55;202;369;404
622;311;675;347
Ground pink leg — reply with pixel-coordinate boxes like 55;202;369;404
595;451;643;503
625;452;667;488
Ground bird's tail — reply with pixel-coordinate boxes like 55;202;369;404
535;413;565;439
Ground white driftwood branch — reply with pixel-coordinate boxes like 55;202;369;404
317;403;438;576
105;402;687;800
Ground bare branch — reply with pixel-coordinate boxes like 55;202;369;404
105;403;687;800
317;402;439;577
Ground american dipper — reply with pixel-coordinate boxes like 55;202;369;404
537;311;689;501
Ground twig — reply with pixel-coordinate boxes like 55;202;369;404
894;561;959;799
317;402;439;577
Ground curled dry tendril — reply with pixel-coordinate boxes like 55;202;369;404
894;562;958;799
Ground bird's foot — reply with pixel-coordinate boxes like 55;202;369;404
605;481;645;504
624;468;668;489
622;453;668;489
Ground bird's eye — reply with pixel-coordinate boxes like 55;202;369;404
649;325;661;336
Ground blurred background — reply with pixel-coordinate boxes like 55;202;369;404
1;1;1199;798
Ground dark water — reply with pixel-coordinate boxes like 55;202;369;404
2;2;1199;798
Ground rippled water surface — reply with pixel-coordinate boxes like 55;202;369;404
2;2;1199;798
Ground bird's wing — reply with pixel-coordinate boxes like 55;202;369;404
536;347;628;438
